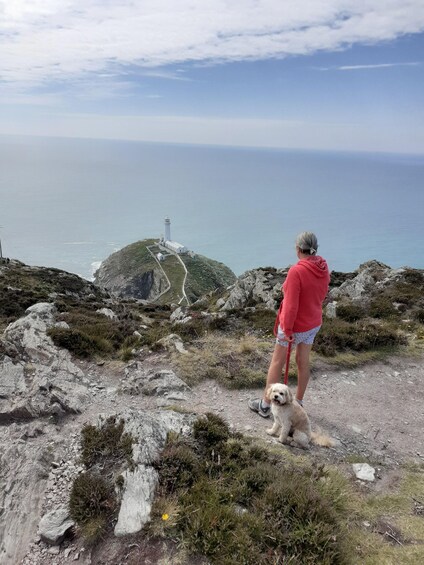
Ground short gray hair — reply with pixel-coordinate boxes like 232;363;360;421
296;232;318;255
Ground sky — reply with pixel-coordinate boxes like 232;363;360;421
1;0;424;154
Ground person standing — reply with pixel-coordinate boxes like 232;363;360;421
249;232;330;418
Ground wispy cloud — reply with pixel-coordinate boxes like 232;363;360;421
1;1;424;91
318;62;421;71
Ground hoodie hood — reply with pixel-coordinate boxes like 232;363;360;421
297;256;329;278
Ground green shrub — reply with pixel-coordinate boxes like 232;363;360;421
315;318;403;357
336;303;365;322
368;297;397;319
414;309;424;324
48;327;113;358
69;472;115;526
193;413;230;448
241;308;276;335
156;443;201;492
81;417;134;469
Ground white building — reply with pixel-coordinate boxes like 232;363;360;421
161;216;188;254
157;252;164;261
164;241;188;254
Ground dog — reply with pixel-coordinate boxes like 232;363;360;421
266;383;334;449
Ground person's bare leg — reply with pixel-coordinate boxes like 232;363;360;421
263;344;287;402
295;343;312;401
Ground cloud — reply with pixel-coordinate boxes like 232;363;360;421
1;1;424;90
318;62;421;71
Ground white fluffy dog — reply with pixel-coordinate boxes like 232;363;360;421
266;383;312;449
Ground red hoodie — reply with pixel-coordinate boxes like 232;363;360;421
279;256;330;336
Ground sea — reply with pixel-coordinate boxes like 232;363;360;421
1;135;423;280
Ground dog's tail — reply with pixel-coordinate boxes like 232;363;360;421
311;428;335;448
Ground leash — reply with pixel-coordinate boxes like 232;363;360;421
284;339;293;385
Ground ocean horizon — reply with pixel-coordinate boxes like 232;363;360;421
1;134;423;280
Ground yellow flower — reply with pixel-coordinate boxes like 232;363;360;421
162;513;169;521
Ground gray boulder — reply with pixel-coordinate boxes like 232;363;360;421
38;507;74;545
0;303;89;423
221;268;286;311
328;260;405;303
114;466;157;536
157;333;188;354
96;307;117;320
121;367;189;397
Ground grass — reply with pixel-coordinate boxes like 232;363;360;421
69;417;135;544
80;416;134;469
47;308;141;359
149;414;360;564
314;318;405;357
181;254;236;304
171;334;274;388
154;252;187;305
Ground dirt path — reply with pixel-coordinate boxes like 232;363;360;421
187;356;424;467
86;353;424;467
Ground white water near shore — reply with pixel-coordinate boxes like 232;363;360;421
1;135;423;279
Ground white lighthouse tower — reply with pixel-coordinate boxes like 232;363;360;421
164;217;171;242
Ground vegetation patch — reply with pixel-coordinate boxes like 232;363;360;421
315;318;405;357
171;334;274;388
182;254;236;304
149;413;360;564
81;416;134;469
0;261;106;329
69;417;135;544
48;308;141;359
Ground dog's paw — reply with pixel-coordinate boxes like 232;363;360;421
266;428;275;436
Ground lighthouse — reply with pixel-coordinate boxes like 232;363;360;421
164;217;171;242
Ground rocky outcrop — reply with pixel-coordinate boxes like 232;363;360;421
38;507;75;545
0;303;90;423
327;260;424;317
120;366;189;399
0;303;90;564
220;267;287;311
328;261;405;303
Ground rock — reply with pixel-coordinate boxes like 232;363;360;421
54;321;70;330
216;297;226;308
157;334;188;354
38;507;74;545
170;307;186;322
220;268;286;311
121;368;189;397
352;463;376;482
114;466;158;536
3;303;57;362
328;260;407;304
48;545;60;555
96;308;117;320
325;302;337;319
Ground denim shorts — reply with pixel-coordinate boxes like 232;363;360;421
276;325;321;347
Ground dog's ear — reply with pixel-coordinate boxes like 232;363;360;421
286;387;294;404
266;385;274;398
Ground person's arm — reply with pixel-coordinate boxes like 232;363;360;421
279;269;301;337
